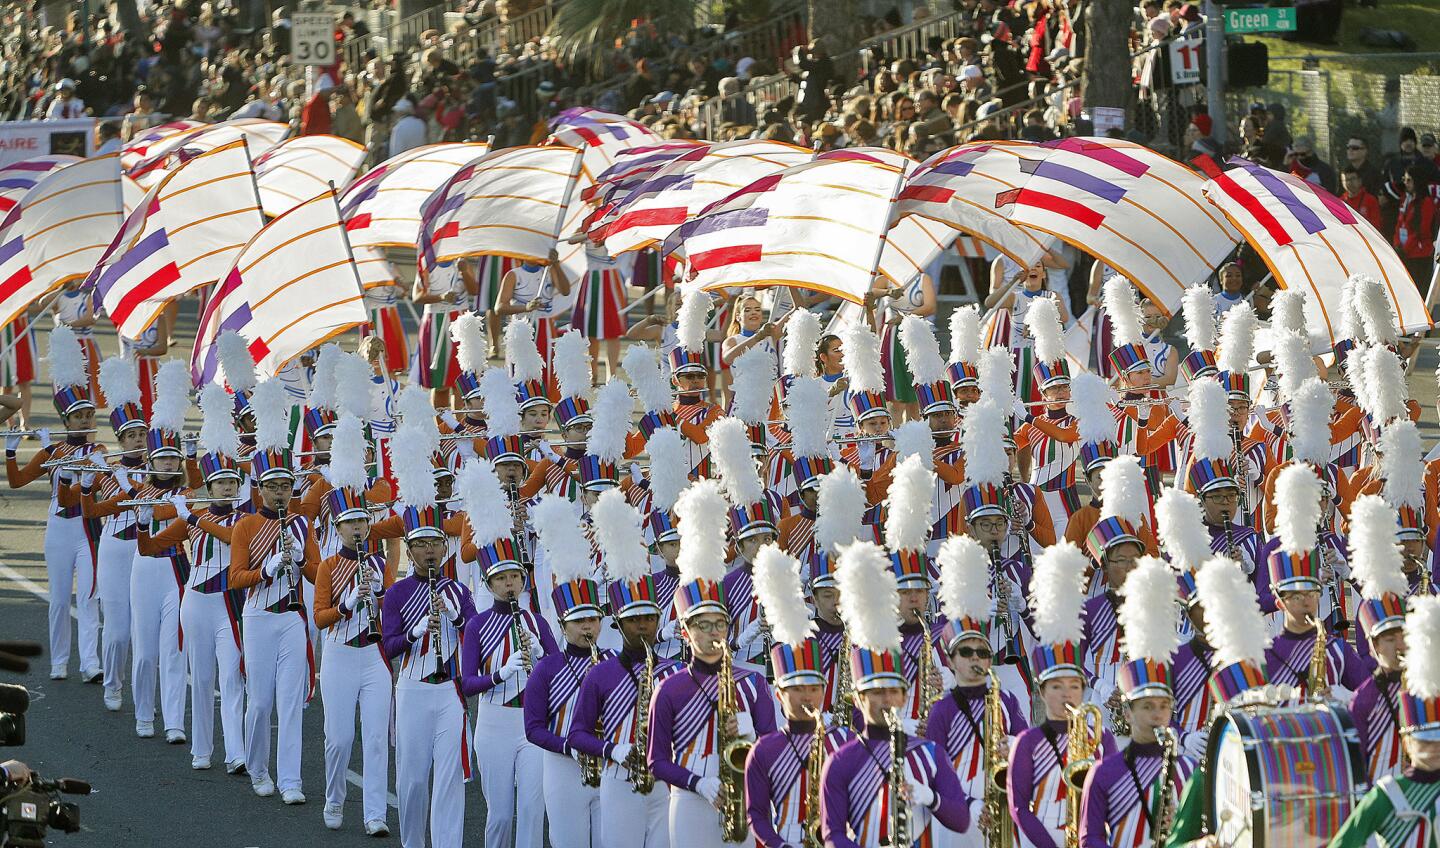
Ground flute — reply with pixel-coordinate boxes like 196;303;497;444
831;427;963;444
62;465;188;476
116;495;238;508
1;428;97;437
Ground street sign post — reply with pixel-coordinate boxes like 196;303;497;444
1224;7;1297;33
291;12;336;66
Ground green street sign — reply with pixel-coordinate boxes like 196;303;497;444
1224;7;1297;33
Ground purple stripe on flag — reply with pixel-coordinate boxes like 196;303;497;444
639;173;695;194
0;235;24;266
1300;181;1358;226
0;178;39;190
198;301;254;384
95;226;170;298
340;182;379;217
219;301;253;334
1020;159;1128;204
1246;165;1326;235
683;206;770;240
926;158;977;178
1042;138;1150;178
1;161;61;173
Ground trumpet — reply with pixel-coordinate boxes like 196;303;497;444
1062;703;1104;848
579;639;605;788
116;495;237;508
716;640;751;843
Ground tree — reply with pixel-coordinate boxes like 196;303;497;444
1082;0;1134;125
546;0;697;79
808;0;863;53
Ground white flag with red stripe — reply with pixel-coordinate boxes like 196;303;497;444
86;140;265;340
0;155;123;328
120;120;206;172
1203;158;1431;340
581;140;709;209
254;134;367;218
339;142;488;251
127;119;289;189
191;189;366;385
0;155;81;214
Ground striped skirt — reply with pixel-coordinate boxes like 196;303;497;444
474;255;516;314
137;356;159;419
359;304;410;375
414;309;463;389
78;336;104;407
879;320;918;403
569;268;627;339
0;315;36;388
632;248;664;290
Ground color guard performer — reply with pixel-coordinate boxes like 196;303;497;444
1348;494;1413;782
811;467;869;719
884;454;951;729
640;426;687;660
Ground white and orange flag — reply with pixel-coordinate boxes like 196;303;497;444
339;142;489;251
254;134;368;218
126;118;289;189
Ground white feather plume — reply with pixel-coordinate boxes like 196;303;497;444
1196;555;1271;667
1155;487;1210;572
892;420;934;469
1187;377;1232;462
45;324;87;390
395;384;441;457
391;423;437;509
450;312;488;376
676;478;731;585
899;314;947;385
676;287;712;353
1273;329;1317;400
884;454;935;554
1365;347;1408;424
1027;295;1067;363
1345;344;1375;416
1287;378;1334;466
479;367;520;439
623;343;672;413
1270;289;1307;336
587;378;632;463
1120;556;1183;664
754;544;816;646
961;399;1008;487
815;467;867;554
215;330;257;393
843;323;886;394
1103;276;1143;347
97;356;141;409
1216;302;1259;374
1070;372;1119;445
1337;275;1360;339
1380;419;1424;508
504;317;544;384
457;458;511;546
334;353;376;421
197;382;240;458
729;346;775;425
708;416;763;506
1404;596;1440;699
1273;462;1322;554
645;428;688;512
938;536;991;623
1030;540;1090;645
1349;495;1409;601
786;376;833;459
1351;274;1398;345
250;379;291;451
1182;285;1218;351
327;414;369;491
977;346;1016;410
782;310;823;378
836;540;902;653
533;493;592;583
948;304;982;364
150;361;191;434
592;488;651;583
1099;454;1147;524
552;329;592;402
308;344;342;411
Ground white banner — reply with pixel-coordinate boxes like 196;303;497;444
0;119;95;168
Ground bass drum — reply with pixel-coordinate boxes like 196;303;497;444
1204;702;1368;848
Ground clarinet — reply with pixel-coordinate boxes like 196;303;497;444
428;573;445;679
276;501;303;612
988;541;1021;666
357;552;382;644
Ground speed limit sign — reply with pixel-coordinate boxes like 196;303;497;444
291;12;336;66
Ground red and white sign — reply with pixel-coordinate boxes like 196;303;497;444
0;119;94;168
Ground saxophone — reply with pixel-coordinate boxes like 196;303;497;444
983;669;1014;848
716;640;751;842
832;627;854;732
1307;615;1331;700
625;643;656;794
802;707;827;848
1062;704;1104;848
884;706;911;848
580;640;605;787
916;611;941;735
508;599;534;674
1152;726;1179;848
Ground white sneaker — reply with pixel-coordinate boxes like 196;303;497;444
103;689;122;711
323;804;343;830
364;820;389;837
251;777;276;797
49;667;67;680
165;729;187;745
135;720;154;738
191;756;211;770
281;789;306;805
81;668;102;684
225;759;247;776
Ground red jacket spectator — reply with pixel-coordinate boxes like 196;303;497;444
1394;191;1436;260
300;90;332;136
1343;187;1381;230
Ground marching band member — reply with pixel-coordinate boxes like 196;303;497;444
412;257;476;407
1348;494;1413;782
439;312;489;465
1181;377;1265;575
821;538;974;847
506;317;555;446
945;304;984;414
766;310;825;510
382;425;477;848
1258;373;1337;539
665;290;726;478
745;543;854;848
459;367;534;607
1154;488;1222;758
976;345;1057;559
460;452;556;848
641;426;687;659
519;329;592;501
215;331;260;461
812;467;869;717
620;342;673;460
1327;595;1440;848
776;374;835;560
1262;462;1372;699
1014;295;1081;539
227;379;320;803
312;414;393;836
525;493;608;848
137;381;246;771
570;487;683;848
928;535;1029;848
297;345;341;489
1078;555;1194;847
712;414;783;666
884;454;951;728
1102;277;1174;489
647;478;777;848
1008;541;1118;848
1059;372;1121;556
7;325;103;681
1080;454;1151;720
839;322;895;485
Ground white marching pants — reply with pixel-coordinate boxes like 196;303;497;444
599;771;669;848
395;678;464;848
96;534;134;692
541;750;601;848
242;610;308;790
180;589;244;762
668;779;744;848
320;642;393;824
129;553;183;730
474;701;544;848
45;513;99;675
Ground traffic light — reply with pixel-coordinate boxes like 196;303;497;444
1227;41;1269;88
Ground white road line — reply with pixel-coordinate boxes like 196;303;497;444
0;560;398;809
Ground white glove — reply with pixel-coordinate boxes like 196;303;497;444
80;471;96;488
609;742;634;765
455;439;476;460
4;434;19;452
112;467;133;494
736;711;755;740
907;777;936;808
36;428;51;449
262;555;284;580
438;410;459;429
442;589;463;624
169;493;191;520
408;619;429;641
659;619;679;642
539;439;561;462
696;776;722;805
338;584;360;615
137;505;154;527
498;651;528;681
57;470;73;485
184;439;197;459
736;618;763;651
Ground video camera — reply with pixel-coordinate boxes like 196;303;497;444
1;683;90;847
